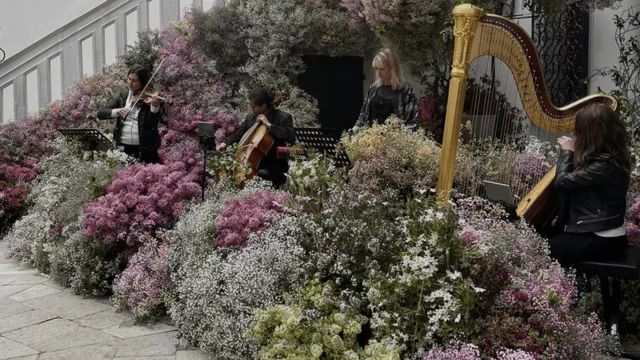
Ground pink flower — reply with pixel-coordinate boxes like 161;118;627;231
84;162;200;245
112;235;173;319
215;190;288;249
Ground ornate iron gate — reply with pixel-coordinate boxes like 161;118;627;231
530;2;590;106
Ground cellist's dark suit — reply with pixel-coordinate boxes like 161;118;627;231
225;108;296;186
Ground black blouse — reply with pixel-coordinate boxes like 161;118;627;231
370;85;395;126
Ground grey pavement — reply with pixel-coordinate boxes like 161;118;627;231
0;240;208;360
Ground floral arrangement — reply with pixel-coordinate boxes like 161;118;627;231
341;116;441;196
0;155;37;227
5;141;131;272
417;92;445;141
215;190;288;249
154;23;238;138
0;64;128;231
50;215;122;296
459;206;608;359
628;195;640;245
246;277;372;359
285;149;343;210
0;1;633;358
421;341;537;360
365;203;480;353
170;214;307;359
62;64;127;125
83;161;201;246
112;233;173;320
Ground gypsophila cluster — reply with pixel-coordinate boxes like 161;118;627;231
341;116;441;196
113;233;173;320
170;214;307;359
50;215;121;295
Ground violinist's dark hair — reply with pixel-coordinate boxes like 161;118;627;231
573;103;630;172
248;87;275;108
128;65;151;88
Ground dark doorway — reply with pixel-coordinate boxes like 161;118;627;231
298;55;364;129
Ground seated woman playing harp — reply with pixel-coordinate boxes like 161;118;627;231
353;48;418;130
549;104;630;267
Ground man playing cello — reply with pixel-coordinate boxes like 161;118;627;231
216;87;296;188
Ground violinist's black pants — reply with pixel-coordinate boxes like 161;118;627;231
121;145;161;164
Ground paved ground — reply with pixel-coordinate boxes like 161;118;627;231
0;240;208;360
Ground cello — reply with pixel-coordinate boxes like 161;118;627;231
234;90;289;184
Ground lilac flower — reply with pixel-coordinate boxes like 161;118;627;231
515;152;546;179
215;190;288;249
112;233;173;320
83;162;200;246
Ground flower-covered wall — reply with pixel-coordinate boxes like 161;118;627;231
0;0;639;358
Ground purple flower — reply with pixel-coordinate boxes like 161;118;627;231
514;152;546;178
215;190;288;249
83;162;200;245
112;234;173;319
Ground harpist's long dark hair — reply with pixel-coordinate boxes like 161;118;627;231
573;103;630;172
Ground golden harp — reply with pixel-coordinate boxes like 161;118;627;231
436;4;617;226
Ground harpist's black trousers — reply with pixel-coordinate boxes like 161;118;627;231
548;232;627;267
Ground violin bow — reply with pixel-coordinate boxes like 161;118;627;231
129;57;166;110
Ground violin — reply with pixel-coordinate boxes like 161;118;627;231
131;88;166;106
129;58;167;109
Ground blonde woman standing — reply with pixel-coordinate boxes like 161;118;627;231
354;48;418;130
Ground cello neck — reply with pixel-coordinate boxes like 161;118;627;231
238;120;261;146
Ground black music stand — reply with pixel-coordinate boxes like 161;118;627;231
198;122;217;201
483;180;519;220
58;128;113;160
290;127;351;167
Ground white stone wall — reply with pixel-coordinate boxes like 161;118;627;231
0;0;636;123
0;0;221;123
589;0;640;94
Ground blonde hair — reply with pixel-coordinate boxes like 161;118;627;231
372;48;404;90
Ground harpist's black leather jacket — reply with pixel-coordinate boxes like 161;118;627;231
554;149;629;233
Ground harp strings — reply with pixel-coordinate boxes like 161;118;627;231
454;23;558;201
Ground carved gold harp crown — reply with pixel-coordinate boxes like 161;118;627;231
436;4;617;225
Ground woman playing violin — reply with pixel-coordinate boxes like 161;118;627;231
97;65;166;163
217;87;295;188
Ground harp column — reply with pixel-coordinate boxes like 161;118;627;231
436;4;484;204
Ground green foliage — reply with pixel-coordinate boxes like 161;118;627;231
246;277;371;359
207;144;252;185
523;0;622;13
285;148;345;212
119;31;162;70
190;4;251;86
595;6;640;143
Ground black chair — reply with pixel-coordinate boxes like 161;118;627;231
575;245;640;339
